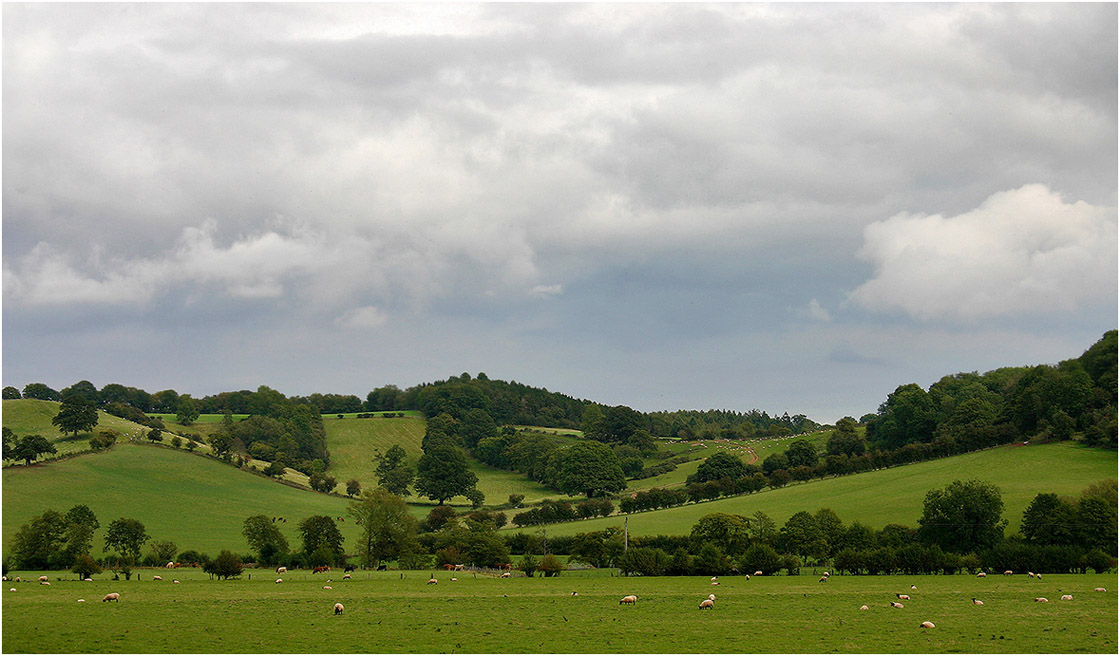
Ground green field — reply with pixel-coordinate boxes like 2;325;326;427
1;569;1114;653
1;443;367;555
2;399;177;457
524;442;1118;537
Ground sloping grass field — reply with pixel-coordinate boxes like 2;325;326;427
2;569;1115;653
1;443;367;555
523;441;1118;537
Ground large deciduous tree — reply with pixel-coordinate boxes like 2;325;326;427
917;479;1006;553
103;517;150;563
52;394;99;438
242;515;289;564
12;434;57;465
349;488;419;568
555;441;626;498
1020;493;1077;546
298;515;344;565
415;443;478;504
375;444;415;496
688;452;749;484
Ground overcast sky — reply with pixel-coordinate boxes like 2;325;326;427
3;3;1116;423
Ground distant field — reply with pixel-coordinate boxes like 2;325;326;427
521;442;1118;538
1;443;369;555
2;570;1115;653
2;400;193;457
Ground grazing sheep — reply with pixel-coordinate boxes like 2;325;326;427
571;592;578;596
910;585;917;590
1003;570;1013;576
38;576;48;582
323;586;332;590
919;621;935;629
1094;587;1107;592
859;605;869;611
276;567;287;574
753;571;763;576
619;595;637;605
153;576;162;581
9;588;15;592
818;576;828;583
1034;597;1048;603
972;598;984;606
342;573;351;580
708;594;716;601
275;578;283;584
172;580;179;584
1035;573;1042;580
891;602;904;609
711;581;719;586
1060;595;1073;601
897;594;910;600
1028;572;1035;578
40;581;50;586
427;578;438;585
822;572;830;577
166;562;175;569
976;572;987;578
710;576;718;581
451;578;458;582
84;578;92;582
334;602;344;615
699;599;714;610
77;599;85;602
102;593;120;602
14;577;20;582
744;574;750;581
500;572;511;578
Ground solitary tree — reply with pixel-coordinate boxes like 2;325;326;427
52;394;99;438
103;517;150;564
242;515;289;564
71;553;102;579
349;488;418;569
176;397;200;426
688;452;749;484
375;444;414;496
917;479;1006;553
556;441;626;498
345;478;362;498
298;515;344;564
415;443;478;504
12;434;57;465
205;550;243;580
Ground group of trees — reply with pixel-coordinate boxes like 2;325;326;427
510;498;615;527
868;331;1116;451
568;478;1117;577
7;506;158;579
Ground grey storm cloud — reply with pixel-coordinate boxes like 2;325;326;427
3;3;1116;422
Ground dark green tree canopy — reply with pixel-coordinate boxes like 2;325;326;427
1020;493;1077;546
12;434;57;466
415;443;478;504
52;394;100;437
349;488;419;568
555;441;626;498
917;479;1005;553
689;451;749;484
242;515;289;562
104;517;150;562
784;439;819;469
298;515;345;560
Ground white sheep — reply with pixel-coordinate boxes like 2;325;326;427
708;594;716;601
153;575;162;581
743;574;750;580
711;581;719;586
1028;572;1035;578
699;598;714;610
1034;597;1048;603
710;576;718;581
427;578;438;585
334;602;344;615
1003;570;1013;576
619;595;637;605
859;605;869;611
753;571;763;576
972;598;984;606
1035;573;1042;580
40;581;50;586
277;567;287;574
891;602;904;609
84;578;92;582
571;592;578;596
275;578;283;584
976;572;987;577
450;577;458;582
500;572;511;578
38;576;48;582
172;580;179;584
1094;587;1107;592
323;586;332;590
897;594;910;600
77;599;85;602
910;585;917;590
919;621;935;629
1060;595;1073;601
102;592;120;602
9;588;15;592
343;573;351;580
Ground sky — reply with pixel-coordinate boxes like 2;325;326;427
2;3;1117;423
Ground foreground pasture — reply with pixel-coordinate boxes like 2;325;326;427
2;570;1115;653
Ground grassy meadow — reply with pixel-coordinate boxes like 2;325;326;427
2;569;1115;653
527;441;1118;538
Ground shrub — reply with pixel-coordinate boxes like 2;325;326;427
518;554;539;577
538;553;564;577
204;550;243;580
71;554;102;579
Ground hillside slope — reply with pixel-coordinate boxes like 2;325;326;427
513;441;1117;537
2;443;370;555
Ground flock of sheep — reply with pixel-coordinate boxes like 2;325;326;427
3;570;1109;628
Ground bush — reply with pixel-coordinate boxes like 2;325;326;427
518;554;540;577
538;553;564;577
71;554;102;579
204;550;243;580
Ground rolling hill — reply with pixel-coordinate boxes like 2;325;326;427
512;440;1116;538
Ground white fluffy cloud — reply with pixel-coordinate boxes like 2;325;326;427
334;306;388;330
849;184;1117;321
